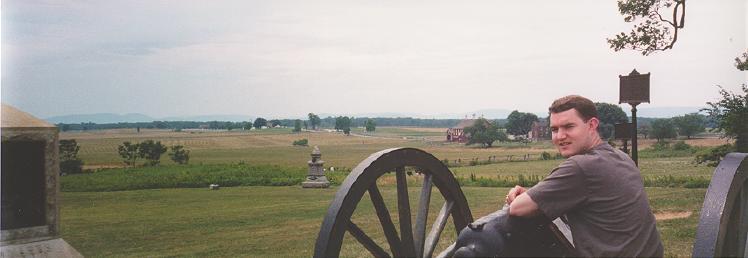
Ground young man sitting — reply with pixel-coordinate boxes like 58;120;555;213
505;95;663;257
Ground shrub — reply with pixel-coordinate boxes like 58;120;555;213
695;144;736;166
293;138;308;146
118;141;140;166
138;140;168;166
60;159;84;175
169;145;190;165
651;141;671;151
59;139;84;174
60;163;307;192
672;141;691;151
540;151;552;160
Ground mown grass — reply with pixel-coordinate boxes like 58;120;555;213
60;186;704;257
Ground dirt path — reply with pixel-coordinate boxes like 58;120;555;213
654;211;692;221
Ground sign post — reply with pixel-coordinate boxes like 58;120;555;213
614;122;632;154
619;69;650;166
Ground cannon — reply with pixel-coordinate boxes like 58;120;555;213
314;148;748;257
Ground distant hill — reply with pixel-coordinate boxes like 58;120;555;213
46;113;155;124
160;115;252;122
45;113;252;124
45;106;704;124
623;106;704;118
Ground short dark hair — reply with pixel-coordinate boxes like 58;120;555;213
549;95;598;122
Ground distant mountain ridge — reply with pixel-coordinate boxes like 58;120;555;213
622;106;704;118
45;106;704;124
45;113;155;124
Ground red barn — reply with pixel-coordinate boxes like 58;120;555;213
446;119;479;142
530;120;551;141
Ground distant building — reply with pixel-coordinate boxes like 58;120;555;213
530;120;551;141
446;119;482;142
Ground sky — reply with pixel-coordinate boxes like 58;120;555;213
2;0;746;119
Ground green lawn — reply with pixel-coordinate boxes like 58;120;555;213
57;128;717;257
61;186;705;257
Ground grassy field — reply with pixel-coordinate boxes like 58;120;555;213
60;186;705;257
58;127;723;257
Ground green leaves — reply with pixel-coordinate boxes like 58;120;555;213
464;118;506;147
505;110;538;137
703;84;748;152
608;0;684;55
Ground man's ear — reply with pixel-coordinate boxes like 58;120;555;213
588;117;599;131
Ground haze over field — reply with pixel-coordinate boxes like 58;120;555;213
2;1;746;119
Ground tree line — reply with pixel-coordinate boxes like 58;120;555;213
56;117;478;131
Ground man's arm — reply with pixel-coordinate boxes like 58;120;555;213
505;185;541;217
509;192;540;217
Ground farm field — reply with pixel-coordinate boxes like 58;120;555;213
61;186;705;257
58;127;724;257
63;127;721;172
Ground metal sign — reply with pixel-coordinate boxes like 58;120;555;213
619;69;650;104
614;123;632;140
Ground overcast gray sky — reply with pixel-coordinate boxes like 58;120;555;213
2;0;746;119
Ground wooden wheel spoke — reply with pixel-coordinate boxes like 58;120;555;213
424;201;454;258
396;167;417;257
314;148;472;258
739;182;748;256
414;173;433;258
369;184;403;256
347;221;391;258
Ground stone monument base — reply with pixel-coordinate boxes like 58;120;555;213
1;238;82;258
302;176;330;188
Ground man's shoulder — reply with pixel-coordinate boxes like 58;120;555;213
566;143;629;169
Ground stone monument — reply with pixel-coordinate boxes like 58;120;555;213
302;146;330;188
1;104;82;257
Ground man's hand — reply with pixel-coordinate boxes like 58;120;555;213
505;185;526;205
504;185;540;217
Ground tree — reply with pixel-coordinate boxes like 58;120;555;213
118;141;140;166
364;119;376;132
335;116;352;135
464;118;506;147
59;139;83;174
57;123;71;132
608;0;685;56
703;84;748;152
609;0;747;71
269;119;282;127
639;124;651;139
308;113;321;130
169;145;190;165
138;140;168;166
736;52;748;71
650;118;677;142
505;110;539;137
253;117;268;129
672;113;706;139
595;102;629;139
293;119;302;132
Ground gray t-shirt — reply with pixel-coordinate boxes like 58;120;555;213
526;143;663;257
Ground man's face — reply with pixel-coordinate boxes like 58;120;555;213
550;109;599;158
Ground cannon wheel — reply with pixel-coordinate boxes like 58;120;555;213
693;152;748;257
314;148;473;258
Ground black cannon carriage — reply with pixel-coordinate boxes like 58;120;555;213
313;147;748;257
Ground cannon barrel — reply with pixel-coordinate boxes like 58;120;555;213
449;205;574;257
